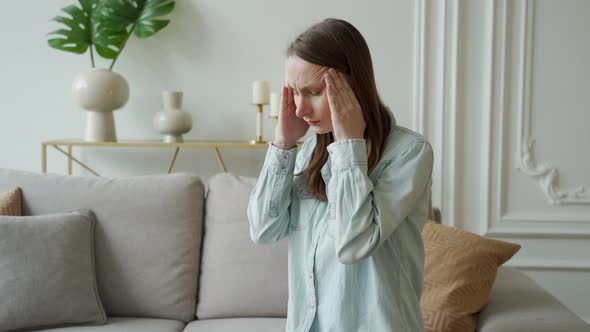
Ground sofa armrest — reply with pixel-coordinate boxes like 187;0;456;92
477;266;590;332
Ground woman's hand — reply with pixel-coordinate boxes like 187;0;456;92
324;69;366;141
274;86;309;149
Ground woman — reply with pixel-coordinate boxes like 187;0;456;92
247;18;433;332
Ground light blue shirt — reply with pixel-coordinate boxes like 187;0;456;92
247;125;434;332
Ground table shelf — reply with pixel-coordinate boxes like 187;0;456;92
41;139;286;176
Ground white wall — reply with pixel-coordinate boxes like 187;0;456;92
417;0;590;323
0;0;414;179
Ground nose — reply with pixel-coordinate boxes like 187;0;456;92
295;97;311;119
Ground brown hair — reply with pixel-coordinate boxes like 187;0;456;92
287;18;395;201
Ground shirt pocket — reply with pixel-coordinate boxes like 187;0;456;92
326;202;336;240
289;175;319;230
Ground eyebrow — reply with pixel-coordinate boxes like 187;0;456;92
288;81;323;92
287;66;329;91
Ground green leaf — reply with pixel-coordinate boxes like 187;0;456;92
79;0;96;13
47;2;93;55
93;27;127;58
98;0;175;38
94;0;175;68
48;0;128;61
49;28;88;42
134;19;169;38
140;2;175;20
48;38;88;54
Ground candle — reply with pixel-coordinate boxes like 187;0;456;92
252;80;270;104
269;92;280;117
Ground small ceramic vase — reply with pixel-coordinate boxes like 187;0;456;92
153;91;193;143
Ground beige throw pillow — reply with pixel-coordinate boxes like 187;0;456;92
0;187;22;216
421;222;521;332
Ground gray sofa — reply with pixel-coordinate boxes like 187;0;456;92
1;168;589;332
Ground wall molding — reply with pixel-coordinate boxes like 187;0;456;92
417;0;590;235
500;213;590;224
515;0;590;205
413;0;426;135
413;0;459;227
482;0;590;238
415;0;590;321
483;0;502;236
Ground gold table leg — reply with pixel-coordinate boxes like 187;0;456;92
213;147;227;172
42;143;47;174
67;145;72;176
52;145;101;176
168;148;180;174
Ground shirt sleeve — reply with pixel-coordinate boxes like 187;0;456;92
326;138;434;264
247;143;298;244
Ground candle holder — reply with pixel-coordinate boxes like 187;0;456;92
250;103;267;144
269;115;279;125
268;92;280;126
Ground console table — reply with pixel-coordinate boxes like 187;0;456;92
41;139;281;176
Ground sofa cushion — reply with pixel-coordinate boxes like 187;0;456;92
184;318;286;332
0;169;205;322
420;222;521;332
0;209;106;331
0;187;22;215
196;173;288;319
31;317;186;332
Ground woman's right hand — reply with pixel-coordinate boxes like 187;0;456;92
274;86;309;149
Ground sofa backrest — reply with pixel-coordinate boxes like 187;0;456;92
196;173;288;319
0;168;205;322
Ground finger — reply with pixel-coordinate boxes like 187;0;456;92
337;71;358;105
328;69;345;92
327;69;346;108
332;70;361;112
324;72;340;113
334;70;355;104
325;74;342;118
286;86;291;106
281;86;289;114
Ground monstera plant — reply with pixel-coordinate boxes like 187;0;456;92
47;0;176;143
48;0;175;69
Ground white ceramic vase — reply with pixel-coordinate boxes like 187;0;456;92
153;91;193;143
72;68;130;142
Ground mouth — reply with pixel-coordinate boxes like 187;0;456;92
306;120;320;126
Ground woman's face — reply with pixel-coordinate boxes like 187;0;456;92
286;56;333;134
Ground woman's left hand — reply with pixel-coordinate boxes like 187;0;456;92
324;68;366;141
